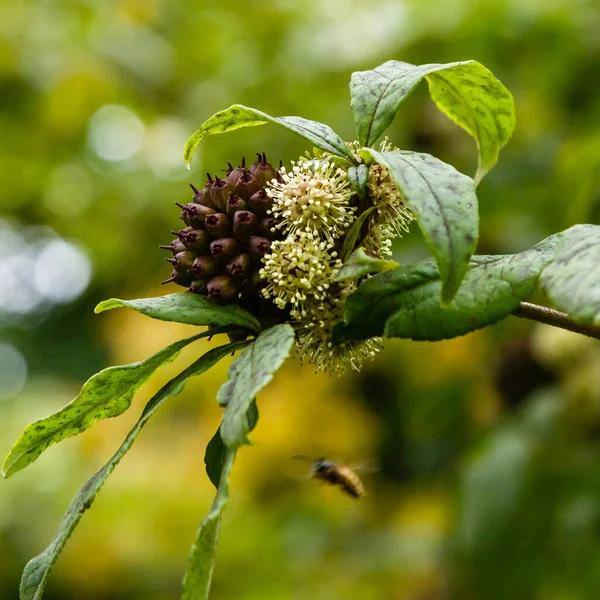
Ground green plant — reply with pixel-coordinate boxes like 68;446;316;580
3;59;600;600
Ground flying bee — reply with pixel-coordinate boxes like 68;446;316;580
293;456;365;499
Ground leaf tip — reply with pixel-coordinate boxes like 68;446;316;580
94;298;120;314
1;454;17;478
440;285;456;308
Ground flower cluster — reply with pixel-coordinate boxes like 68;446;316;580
348;139;413;257
266;161;356;241
260;155;392;375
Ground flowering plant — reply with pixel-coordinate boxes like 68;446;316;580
4;59;600;600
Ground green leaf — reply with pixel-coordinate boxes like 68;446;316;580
19;341;247;600
245;398;260;433
183;104;355;168
218;324;295;448
539;224;600;323
204;429;227;490
363;148;479;305
95;293;261;333
340;206;376;262
339;247;554;342
350;60;515;182
347;164;369;198
2;329;220;478
182;448;236;600
333;247;398;282
204;400;258;490
426;62;516;184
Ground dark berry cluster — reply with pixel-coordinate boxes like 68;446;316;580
161;154;281;303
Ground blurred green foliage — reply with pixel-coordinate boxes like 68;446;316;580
1;0;600;598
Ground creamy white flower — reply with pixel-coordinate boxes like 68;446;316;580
266;160;356;242
346;139;413;257
295;292;383;375
260;231;342;319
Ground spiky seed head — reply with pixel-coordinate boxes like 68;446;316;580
207;275;238;302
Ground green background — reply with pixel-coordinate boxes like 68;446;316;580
1;0;600;598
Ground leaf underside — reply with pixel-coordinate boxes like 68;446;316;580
182;448;236;600
539;224;600;323
95;293;261;333
183;104;355;167
19;341;247;600
350;60;515;182
218;324;295;448
204;400;259;490
363;148;479;305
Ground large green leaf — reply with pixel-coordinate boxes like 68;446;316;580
218;324;295;448
350;60;515;182
339;246;555;342
2;329;220;478
363;148;479;305
539;224;600;324
182;447;236;600
19;341;247;600
95;293;261;333
183;104;355;168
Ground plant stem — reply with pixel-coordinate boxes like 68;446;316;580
513;302;600;340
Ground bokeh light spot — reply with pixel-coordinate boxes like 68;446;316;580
44;163;94;216
0;343;28;401
32;239;91;303
88;104;145;162
143;118;190;180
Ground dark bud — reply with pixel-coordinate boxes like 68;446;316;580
166;251;196;273
189;183;210;206
256;217;277;239
231;169;260;200
159;239;187;254
188;279;208;295
248;236;271;261
162;269;192;287
250;153;279;187
182;229;210;254
226;194;249;218
210;238;244;259
208;176;229;212
248;189;272;218
232;210;259;241
176;202;216;229
191;255;219;279
172;227;193;241
205;213;231;239
207;275;238;303
225;253;251;279
225;157;248;188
